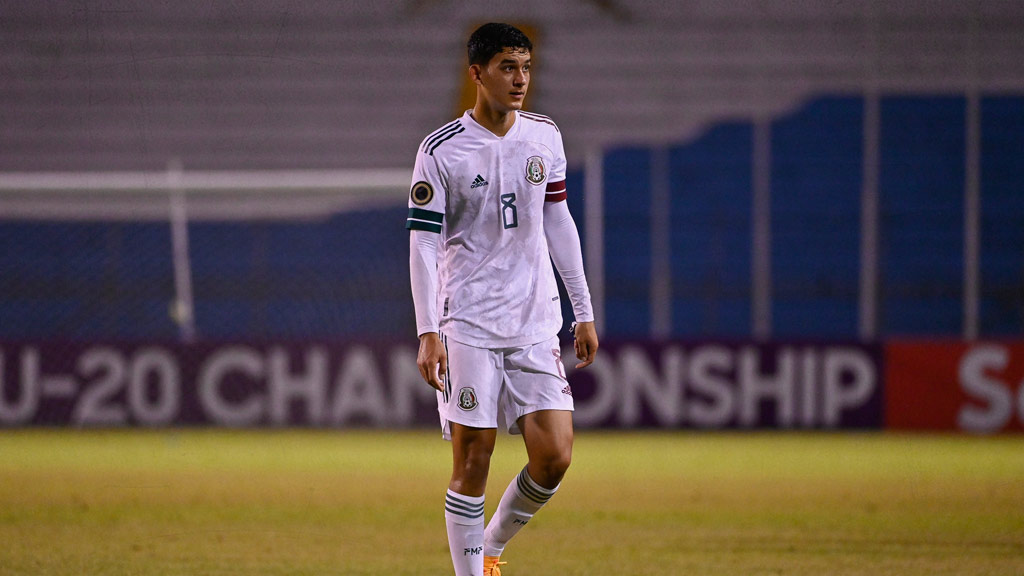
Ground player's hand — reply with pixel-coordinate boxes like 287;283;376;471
416;332;447;391
573;321;598;369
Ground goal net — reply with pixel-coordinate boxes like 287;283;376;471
0;167;415;342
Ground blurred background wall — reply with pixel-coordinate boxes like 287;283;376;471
1;0;1023;342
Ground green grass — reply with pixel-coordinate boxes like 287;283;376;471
1;430;1022;575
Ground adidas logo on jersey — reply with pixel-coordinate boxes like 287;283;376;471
470;174;489;189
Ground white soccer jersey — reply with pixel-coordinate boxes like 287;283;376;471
406;110;569;348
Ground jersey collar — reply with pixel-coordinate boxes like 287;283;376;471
464;109;521;140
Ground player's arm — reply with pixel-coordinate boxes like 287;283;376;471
409;229;446;391
407;149;448;391
543;197;598;368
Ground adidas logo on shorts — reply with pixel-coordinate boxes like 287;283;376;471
470;174;489;189
561;384;572;396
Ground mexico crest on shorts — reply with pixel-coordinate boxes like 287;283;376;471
457;387;478;411
525;156;546;185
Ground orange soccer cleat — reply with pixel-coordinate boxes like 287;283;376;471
483;555;507;576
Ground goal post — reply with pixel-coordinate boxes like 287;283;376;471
0;167;412;221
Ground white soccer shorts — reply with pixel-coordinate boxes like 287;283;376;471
437;333;574;440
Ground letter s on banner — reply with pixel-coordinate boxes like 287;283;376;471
957;346;1013;433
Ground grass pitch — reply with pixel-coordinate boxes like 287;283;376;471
0;429;1022;575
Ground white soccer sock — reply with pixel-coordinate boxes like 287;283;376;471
445;490;486;576
483;466;558;558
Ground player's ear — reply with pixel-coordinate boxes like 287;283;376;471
469;64;483;86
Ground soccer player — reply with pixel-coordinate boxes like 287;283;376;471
406;22;598;576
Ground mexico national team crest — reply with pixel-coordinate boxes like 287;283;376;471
525;156;546;185
457;387;478;411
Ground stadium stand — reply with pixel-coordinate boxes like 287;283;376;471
1;2;1023;340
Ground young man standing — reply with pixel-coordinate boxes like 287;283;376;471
406;22;598;576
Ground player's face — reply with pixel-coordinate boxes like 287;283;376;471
475;48;530;113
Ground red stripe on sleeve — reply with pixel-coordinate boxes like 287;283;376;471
545;180;566;192
544;180;567;202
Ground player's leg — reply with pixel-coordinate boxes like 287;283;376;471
484;409;572;563
520;408;574;488
484;336;573;566
438;336;503;576
450;422;497;496
445;423;496;576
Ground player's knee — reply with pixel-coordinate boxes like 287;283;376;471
461;446;493;473
551;448;572;477
451;439;494;487
534;446;572;486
